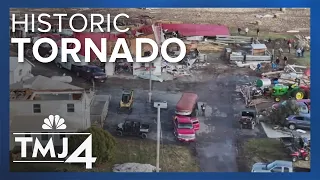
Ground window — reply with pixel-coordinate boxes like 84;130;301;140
41;134;49;141
294;116;304;121
33;104;41;113
67;104;75;112
19;69;22;76
271;167;283;173
59;134;66;139
284;167;290;172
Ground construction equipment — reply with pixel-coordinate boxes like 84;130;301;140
272;84;305;102
118;90;134;114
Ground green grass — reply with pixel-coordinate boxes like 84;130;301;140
241;138;310;170
292;51;310;66
10;138;199;172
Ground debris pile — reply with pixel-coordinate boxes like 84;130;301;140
112;163;159;172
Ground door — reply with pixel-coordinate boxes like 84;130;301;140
270;167;283;173
302;116;311;128
293;116;305;128
81;66;91;79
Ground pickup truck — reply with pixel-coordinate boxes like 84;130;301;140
251;160;310;172
72;65;107;83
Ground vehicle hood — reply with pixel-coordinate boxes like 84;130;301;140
93;72;106;77
117;123;123;129
177;128;195;135
251;162;267;172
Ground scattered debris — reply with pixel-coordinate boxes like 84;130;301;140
113;163;159;172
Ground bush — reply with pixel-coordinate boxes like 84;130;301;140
268;100;300;125
68;127;116;165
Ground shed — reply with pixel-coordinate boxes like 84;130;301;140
251;44;267;56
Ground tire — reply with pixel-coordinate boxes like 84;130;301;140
140;133;147;139
304;156;309;161
289;124;296;130
116;130;123;136
292;90;305;100
292;156;297;162
274;96;281;102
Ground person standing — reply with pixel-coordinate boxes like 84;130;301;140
275;57;280;65
201;103;206;116
288;42;292;53
278;48;283;56
283;56;288;66
256;28;260;36
238;27;242;35
245;27;249;35
296;48;302;57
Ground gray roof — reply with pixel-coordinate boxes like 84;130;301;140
10;75;83;91
251;44;267;49
10;57;35;72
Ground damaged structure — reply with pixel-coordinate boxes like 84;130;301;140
9;75;110;149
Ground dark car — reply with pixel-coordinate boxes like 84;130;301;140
116;120;150;139
285;114;310;130
72;65;107;83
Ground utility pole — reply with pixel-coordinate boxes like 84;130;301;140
153;101;168;172
148;62;152;103
156;104;160;172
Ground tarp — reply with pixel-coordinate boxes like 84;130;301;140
176;92;198;113
161;23;230;37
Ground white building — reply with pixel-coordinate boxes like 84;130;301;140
10;57;35;84
10;75;94;148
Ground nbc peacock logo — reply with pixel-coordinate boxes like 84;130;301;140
13;114;96;169
42;115;67;130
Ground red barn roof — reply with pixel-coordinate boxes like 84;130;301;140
161;23;230;36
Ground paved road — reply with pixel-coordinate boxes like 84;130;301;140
30;61;264;172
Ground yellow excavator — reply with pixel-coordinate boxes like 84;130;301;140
118;90;134;114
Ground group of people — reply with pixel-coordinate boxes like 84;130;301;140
287;39;305;57
237;27;260;36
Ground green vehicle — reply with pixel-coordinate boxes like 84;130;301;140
272;84;305;102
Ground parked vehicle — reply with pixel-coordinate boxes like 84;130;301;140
251;160;293;172
239;109;257;129
118;90;134;114
285;114;310;130
272;99;310;114
116;120;150;139
280;131;309;148
272;83;305;102
54;49;88;70
175;92;200;131
72;65;107;83
173;115;196;142
286;145;310;162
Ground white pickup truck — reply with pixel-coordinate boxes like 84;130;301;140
251;160;310;172
54;49;87;71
